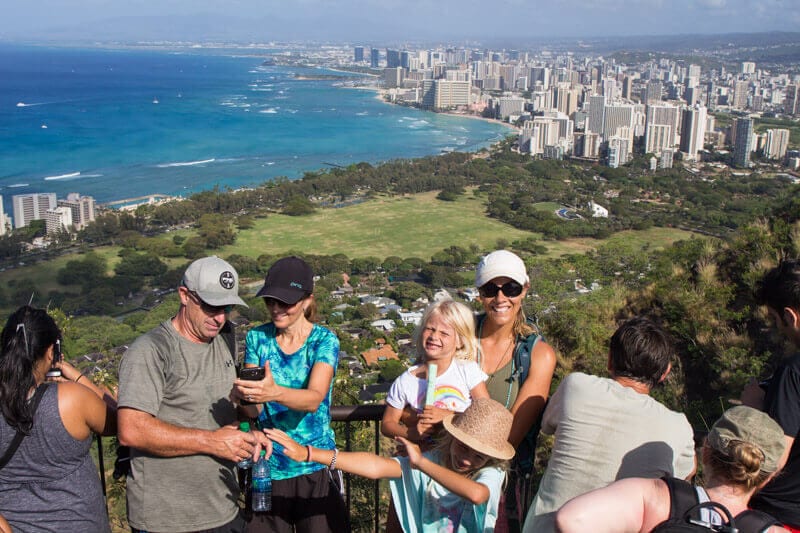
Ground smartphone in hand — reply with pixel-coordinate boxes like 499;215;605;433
46;339;63;378
238;366;265;404
238;367;265;381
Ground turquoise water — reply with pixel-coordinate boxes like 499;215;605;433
0;44;509;212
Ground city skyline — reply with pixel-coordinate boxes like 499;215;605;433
1;0;798;44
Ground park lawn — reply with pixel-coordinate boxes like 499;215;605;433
542;226;700;258
531;201;565;213
217;191;532;259
0;246;123;297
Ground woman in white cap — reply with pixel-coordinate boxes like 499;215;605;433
266;397;516;533
555;405;789;533
234;256;347;533
474;249;557;532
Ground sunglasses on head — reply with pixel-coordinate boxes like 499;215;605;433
478;280;524;298
187;290;232;315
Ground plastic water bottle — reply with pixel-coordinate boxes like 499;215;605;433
251;450;272;512
236;422;253;470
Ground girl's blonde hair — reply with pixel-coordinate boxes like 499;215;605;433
413;299;478;362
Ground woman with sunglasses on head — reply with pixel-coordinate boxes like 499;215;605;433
475;250;557;533
234;256;347;533
0;306;117;532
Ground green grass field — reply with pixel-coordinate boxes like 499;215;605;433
216;191;533;259
0;192;697;298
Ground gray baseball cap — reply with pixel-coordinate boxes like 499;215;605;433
181;256;248;308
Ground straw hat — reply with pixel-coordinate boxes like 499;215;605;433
442;398;515;461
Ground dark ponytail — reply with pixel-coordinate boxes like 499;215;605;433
0;306;60;432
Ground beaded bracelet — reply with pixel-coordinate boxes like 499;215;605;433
329;448;338;470
306;445;313;463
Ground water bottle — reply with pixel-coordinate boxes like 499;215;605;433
236;422;253;470
251;450;272;512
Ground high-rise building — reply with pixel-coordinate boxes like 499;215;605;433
57;193;96;231
587;94;606;135
622;76;633;100
733;80;749;109
645;103;681;155
386;49;401;69
0;196;8;236
45;206;73;235
421;80;471;110
400;50;410;69
784;85;799;116
603;103;635;143
764;129;790;160
607;135;631;168
354;46;364;63
644;81;663;104
12;192;57;229
679;104;707;161
733;117;754;168
741;62;756;75
370;48;380;68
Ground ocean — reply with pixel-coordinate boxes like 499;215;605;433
0;44;510;213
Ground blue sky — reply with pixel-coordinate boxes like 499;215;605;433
1;0;798;43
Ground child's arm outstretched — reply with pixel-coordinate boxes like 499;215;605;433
264;428;402;480
398;436;491;505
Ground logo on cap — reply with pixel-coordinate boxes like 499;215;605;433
219;271;235;290
290;282;303;289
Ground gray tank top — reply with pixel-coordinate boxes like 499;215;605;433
0;383;110;532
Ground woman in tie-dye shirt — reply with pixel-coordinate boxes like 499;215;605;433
234;256;346;533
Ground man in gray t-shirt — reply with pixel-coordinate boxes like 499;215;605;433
119;256;262;533
522;317;696;533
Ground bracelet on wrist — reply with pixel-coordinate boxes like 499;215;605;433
306;445;313;463
75;374;83;383
329;448;338;470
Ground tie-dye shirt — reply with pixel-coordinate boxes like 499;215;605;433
245;323;339;481
387;359;487;414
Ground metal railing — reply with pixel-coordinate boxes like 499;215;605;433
331;404;387;533
96;404;389;533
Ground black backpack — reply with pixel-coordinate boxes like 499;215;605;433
651;477;778;533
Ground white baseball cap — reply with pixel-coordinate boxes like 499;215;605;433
475;250;529;287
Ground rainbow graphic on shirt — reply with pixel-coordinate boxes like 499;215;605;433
432;386;469;412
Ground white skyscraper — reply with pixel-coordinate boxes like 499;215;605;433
12;193;57;229
645;103;681;156
764;129;790;160
679;104;707;161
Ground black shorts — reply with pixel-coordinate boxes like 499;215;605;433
246;468;349;533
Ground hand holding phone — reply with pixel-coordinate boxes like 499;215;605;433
46;339;63;378
238;366;266;404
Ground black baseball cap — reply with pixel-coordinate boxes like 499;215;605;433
256;256;314;304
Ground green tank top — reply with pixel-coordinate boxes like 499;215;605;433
484;357;520;409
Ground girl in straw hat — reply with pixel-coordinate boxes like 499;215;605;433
265;397;515;533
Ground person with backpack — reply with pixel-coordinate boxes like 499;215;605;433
555;405;789;533
473;250;557;533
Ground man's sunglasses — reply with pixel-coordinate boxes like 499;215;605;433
478;280;524;298
187;290;232;315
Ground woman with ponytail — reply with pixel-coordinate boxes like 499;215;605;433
554;406;790;533
0;306;117;532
